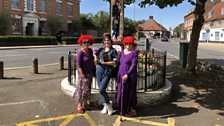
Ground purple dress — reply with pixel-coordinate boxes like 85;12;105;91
115;49;138;115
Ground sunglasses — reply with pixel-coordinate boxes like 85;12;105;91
82;40;90;44
125;43;133;45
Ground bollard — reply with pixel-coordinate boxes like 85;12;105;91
68;52;72;84
32;58;38;74
59;56;64;70
0;61;4;79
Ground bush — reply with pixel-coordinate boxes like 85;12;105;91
0;36;57;46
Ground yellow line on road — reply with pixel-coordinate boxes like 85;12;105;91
113;116;175;126
16;113;97;126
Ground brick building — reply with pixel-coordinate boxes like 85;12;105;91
0;0;80;36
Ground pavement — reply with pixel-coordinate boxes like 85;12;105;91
0;43;223;126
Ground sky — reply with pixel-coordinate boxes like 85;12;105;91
80;0;194;29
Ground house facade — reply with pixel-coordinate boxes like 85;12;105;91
0;0;80;36
181;0;224;42
199;1;224;43
137;16;169;39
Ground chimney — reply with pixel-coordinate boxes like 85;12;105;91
149;16;153;19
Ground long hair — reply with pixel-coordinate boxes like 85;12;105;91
102;33;113;44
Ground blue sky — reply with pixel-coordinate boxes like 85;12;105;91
80;0;194;29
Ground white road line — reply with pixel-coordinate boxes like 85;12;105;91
0;54;27;58
152;47;179;59
49;52;66;54
4;62;68;70
0;99;42;107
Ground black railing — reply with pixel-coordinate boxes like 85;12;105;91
67;48;166;92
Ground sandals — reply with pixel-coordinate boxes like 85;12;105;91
125;109;137;117
85;104;93;110
77;106;85;113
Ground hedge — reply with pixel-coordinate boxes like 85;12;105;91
0;36;57;46
0;36;103;46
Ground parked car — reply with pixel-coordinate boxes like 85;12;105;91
161;36;169;42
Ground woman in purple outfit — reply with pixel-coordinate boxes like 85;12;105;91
115;36;138;116
73;35;95;113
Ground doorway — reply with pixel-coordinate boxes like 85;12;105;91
25;23;34;36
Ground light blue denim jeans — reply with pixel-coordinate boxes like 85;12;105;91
96;65;111;104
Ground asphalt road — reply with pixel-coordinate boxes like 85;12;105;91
151;38;224;65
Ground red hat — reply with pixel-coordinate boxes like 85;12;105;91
122;36;136;47
77;35;94;46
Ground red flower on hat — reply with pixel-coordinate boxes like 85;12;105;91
122;36;136;47
77;35;94;46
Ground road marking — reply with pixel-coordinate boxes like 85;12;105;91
113;116;175;126
152;47;179;59
4;62;68;70
0;54;27;58
0;99;42;107
50;51;66;54
16;113;97;126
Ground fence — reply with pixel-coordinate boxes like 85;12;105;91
67;48;166;92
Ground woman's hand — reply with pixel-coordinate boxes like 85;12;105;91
122;74;128;81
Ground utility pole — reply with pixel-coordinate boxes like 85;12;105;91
110;0;124;43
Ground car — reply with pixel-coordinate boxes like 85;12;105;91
161;36;169;42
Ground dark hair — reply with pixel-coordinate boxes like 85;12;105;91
102;33;113;44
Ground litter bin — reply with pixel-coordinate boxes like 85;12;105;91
179;42;189;68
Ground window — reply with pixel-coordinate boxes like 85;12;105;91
208;11;213;18
48;0;51;14
202;33;207;41
27;0;34;11
39;0;46;12
215;32;220;40
12;19;21;34
56;1;62;15
222;8;224;15
11;0;19;9
221;33;223;38
39;21;47;34
67;4;73;16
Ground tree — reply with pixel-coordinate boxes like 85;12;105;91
80;14;95;34
69;20;82;34
0;9;11;35
173;23;183;38
124;17;138;36
104;0;206;74
92;11;110;32
47;16;63;35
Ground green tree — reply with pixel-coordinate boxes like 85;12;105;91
124;17;138;36
104;0;206;74
69;20;82;35
0;9;11;35
173;23;183;38
92;11;110;32
47;16;63;35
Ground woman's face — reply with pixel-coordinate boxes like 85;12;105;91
103;37;111;48
125;43;134;51
82;40;90;49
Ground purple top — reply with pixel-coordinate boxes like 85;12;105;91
76;48;95;76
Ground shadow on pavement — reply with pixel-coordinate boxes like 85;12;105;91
165;60;224;116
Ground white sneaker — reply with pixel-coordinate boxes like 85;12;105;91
101;103;108;114
107;101;113;115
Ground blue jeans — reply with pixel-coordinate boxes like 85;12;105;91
96;65;111;104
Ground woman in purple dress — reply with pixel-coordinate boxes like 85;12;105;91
115;36;138;116
73;35;95;113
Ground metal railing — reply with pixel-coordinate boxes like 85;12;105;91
67;49;166;92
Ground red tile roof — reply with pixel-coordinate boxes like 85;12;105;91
205;2;224;21
138;18;168;31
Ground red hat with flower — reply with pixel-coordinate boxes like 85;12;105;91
122;36;136;47
77;35;94;46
